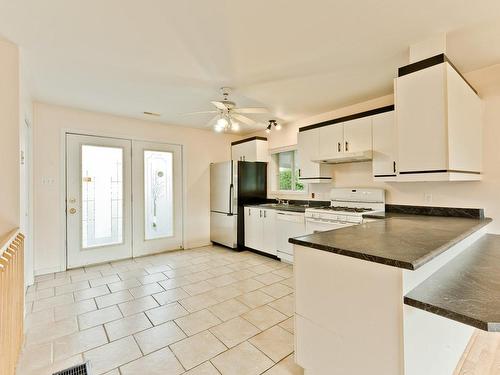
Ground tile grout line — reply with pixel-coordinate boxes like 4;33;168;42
20;248;295;374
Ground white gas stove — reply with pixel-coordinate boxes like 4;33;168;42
305;188;385;233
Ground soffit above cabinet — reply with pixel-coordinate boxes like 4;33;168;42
298;105;394;133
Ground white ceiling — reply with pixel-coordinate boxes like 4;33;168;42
1;0;500;133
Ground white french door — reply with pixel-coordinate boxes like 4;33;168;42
66;134;132;268
66;134;183;268
132;141;183;256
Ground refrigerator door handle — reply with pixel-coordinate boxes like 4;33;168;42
228;183;234;215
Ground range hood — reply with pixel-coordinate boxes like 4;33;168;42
312;150;372;164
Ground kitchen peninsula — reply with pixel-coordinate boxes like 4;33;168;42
290;206;495;375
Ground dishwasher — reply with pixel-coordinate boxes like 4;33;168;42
276;210;306;263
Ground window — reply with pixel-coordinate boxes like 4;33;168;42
276;150;304;192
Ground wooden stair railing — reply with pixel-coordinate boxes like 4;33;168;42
0;229;25;375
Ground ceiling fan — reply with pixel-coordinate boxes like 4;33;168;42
185;87;269;132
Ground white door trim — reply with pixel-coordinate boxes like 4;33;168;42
60;128;185;271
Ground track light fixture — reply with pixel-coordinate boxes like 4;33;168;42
266;120;280;133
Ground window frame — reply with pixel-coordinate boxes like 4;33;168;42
271;148;306;194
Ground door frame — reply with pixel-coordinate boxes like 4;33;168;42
60;128;186;270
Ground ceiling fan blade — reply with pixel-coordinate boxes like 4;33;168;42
205;115;220;127
232;107;269;114
211;101;229;110
182;110;219;116
232;113;256;126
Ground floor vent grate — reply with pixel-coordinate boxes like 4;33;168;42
52;362;90;375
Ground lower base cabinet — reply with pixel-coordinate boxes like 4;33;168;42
244;207;277;256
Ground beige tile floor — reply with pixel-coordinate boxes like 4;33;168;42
17;246;304;375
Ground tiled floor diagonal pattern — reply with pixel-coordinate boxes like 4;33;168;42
17;246;304;375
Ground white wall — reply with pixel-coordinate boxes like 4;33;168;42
19;48;34;286
0;37;35;287
256;64;500;233
33;103;240;274
0;37;20;237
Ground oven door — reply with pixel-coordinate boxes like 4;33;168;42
305;218;355;234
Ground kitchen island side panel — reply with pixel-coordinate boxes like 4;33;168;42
294;245;405;375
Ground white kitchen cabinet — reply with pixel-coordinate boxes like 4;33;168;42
343;117;372;154
372;111;397;178
232;137;268;162
396;58;482;181
319;124;343;158
244;207;277;256
244;207;261;251
309;117;373;163
297;129;332;183
262;209;276;255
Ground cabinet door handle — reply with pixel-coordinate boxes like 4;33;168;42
260;210;262;218
248;209;251;216
393;161;396;173
264;210;267;218
345;141;349;152
298;168;301;177
337;142;341;152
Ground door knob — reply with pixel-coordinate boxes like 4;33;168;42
69;208;77;214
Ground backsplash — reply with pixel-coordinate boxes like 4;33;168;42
270;182;333;201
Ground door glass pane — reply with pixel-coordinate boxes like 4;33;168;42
81;145;123;248
144;150;173;240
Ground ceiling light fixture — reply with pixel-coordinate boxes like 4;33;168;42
266;119;280;133
217;117;228;127
214;115;241;132
230;120;240;131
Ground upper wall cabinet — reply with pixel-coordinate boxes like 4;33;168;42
297;129;332;183
232;137;269;162
395;54;482;181
315;118;372;163
342;117;372;154
372;111;397;179
319;124;343;158
297;106;393;183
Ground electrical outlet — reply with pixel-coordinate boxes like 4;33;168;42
42;177;55;185
424;193;433;204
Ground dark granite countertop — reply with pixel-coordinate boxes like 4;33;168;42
363;204;485;220
245;199;328;213
289;214;491;270
404;234;500;331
